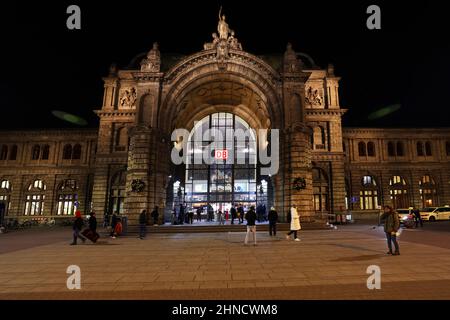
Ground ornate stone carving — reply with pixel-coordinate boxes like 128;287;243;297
119;87;137;108
140;42;161;72
203;8;242;54
283;43;302;73
305;87;323;106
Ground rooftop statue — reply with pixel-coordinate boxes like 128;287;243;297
218;6;230;39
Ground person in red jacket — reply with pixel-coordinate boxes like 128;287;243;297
112;218;123;239
70;211;86;245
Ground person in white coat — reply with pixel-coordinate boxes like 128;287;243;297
286;206;301;241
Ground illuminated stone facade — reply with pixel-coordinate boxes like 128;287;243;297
1;26;450;225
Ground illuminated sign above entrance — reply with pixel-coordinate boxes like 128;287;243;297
215;149;228;160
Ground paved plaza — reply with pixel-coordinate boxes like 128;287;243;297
1;223;450;299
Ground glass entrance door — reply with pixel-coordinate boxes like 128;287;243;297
184;112;257;216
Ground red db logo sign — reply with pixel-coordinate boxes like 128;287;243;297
215;149;228;160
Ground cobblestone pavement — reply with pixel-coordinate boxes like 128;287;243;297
1;224;450;299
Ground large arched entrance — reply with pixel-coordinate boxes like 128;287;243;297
183;112;259;217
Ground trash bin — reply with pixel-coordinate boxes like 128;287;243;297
121;216;128;236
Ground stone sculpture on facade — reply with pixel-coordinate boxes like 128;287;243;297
203;9;242;52
284;43;302;73
119;87;137;108
218;7;230;39
140;42;161;72
305;87;323;106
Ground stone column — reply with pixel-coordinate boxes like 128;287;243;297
281;124;315;222
330;159;346;214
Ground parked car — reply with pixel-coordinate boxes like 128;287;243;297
420;206;450;221
395;208;413;224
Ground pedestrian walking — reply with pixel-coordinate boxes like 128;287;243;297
238;205;244;224
70;211;86;245
413;207;423;228
109;211;118;237
139;209;147;239
286;206;301;241
151;206;159;226
244;206;257;245
380;205;400;255
82;211;100;243
268;206;278;236
217;210;224;225
230;205;237;224
188;210;194;224
196;207;202;222
102;212;109;228
179;204;185;224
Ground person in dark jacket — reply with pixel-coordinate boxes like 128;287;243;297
70;211;86;245
110;212;118;237
380;205;400;255
244;206;257;245
196;207;202;222
230;205;237;224
88;211;97;232
151;206;159;226
139;209;147;239
268;207;278;236
238;205;244;224
413;207;423;228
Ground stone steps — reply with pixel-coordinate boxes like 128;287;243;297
101;222;330;235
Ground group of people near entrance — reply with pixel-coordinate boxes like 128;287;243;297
244;205;302;245
70;203;404;255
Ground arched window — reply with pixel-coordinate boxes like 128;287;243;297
360;175;379;210
312;168;329;213
0;179;11;216
387;142;395;157
367;142;375;157
72;144;82;160
41;145;50;160
417;142;424;156
358;142;366;157
0;145;8;160
115;127;128;152
389;175;409;209
24;179;46;215
446;141;450;156
31;145;40;160
63;144;72;160
57;179;79;215
313;127;325;150
396;142;404;157
419;175;437;208
109;171;126;215
8;145;17;161
425;141;432;156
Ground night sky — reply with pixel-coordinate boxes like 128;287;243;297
5;0;450;130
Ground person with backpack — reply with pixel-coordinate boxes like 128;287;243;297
380;205;400;255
